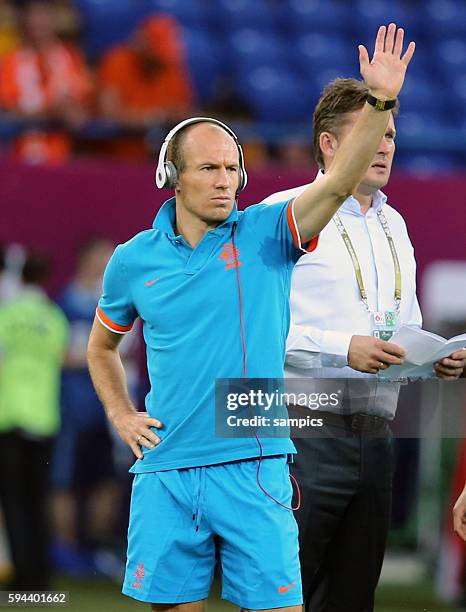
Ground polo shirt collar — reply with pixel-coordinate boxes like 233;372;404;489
152;197;239;239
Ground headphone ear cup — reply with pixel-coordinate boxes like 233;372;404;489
164;161;178;189
238;168;244;192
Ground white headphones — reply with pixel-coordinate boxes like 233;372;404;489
155;116;248;192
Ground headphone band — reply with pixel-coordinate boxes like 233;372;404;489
155;116;248;191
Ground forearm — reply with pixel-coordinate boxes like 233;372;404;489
326;102;390;197
286;323;352;369
294;103;390;240
87;343;136;423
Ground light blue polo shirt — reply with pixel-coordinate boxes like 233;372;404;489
97;196;317;472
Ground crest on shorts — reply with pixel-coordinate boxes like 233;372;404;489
131;561;145;589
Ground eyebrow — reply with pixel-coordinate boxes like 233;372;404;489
197;161;239;167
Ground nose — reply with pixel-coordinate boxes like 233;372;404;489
214;167;230;188
378;136;393;156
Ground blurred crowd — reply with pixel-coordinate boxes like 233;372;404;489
1;0;466;171
0;0;202;165
0;239;144;589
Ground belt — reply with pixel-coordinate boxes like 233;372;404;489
318;411;388;432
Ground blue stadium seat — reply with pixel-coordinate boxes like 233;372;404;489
207;0;275;32
398;74;442;113
452;74;466;105
75;0;146;60
279;0;348;35
293;33;356;78
397;152;457;174
312;67;360;97
237;66;312;122
437;38;466;76
345;0;419;53
146;0;208;27
181;29;223;103
424;0;466;37
227;29;288;70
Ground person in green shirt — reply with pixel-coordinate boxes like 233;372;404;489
0;251;68;590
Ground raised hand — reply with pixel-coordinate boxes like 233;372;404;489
359;23;415;100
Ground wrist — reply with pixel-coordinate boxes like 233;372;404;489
366;93;398;111
109;404;136;424
367;90;392;101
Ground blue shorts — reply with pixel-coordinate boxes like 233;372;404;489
122;455;302;609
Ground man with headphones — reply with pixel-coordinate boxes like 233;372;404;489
87;25;414;612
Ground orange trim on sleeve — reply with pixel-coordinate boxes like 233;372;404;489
286;198;301;250
286;199;319;253
306;235;319;253
96;306;133;333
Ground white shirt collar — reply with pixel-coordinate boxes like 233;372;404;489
315;169;387;216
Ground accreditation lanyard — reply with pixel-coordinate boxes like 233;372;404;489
333;209;402;314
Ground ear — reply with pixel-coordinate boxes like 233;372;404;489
319;131;338;161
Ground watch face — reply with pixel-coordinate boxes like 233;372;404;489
375;99;386;111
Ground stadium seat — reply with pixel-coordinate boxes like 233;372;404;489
227;29;288;70
424;0;466;37
344;0;419;53
75;0;145;61
397;152;457;174
207;0;275;32
279;0;348;35
237;66;312;123
146;0;208;27
312;67;359;97
293;33;356;78
181;29;223;103
399;74;443;113
437;38;466;75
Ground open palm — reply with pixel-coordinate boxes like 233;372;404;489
359;24;415;100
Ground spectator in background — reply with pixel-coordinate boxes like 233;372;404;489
0;0;92;164
0;1;18;58
50;238;136;576
0;251;68;589
97;14;194;159
0;243;26;302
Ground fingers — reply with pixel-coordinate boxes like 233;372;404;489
136;412;163;428
377;341;406;360
374;25;386;54
358;45;369;70
401;41;416;66
137;432;159;449
129;440;144;460
438;357;465;369
434;362;463;379
450;349;466;361
116;412;163;459
385;23;396;54
393;27;404;58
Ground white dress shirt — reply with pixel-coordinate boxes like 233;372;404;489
263;178;422;419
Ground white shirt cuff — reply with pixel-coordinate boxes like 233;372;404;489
320;330;353;367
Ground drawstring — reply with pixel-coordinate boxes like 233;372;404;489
192;467;206;532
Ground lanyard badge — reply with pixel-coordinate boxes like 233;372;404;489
372;310;398;341
333;209;401;342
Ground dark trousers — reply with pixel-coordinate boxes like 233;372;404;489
0;431;53;590
291;421;394;612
